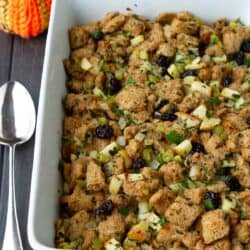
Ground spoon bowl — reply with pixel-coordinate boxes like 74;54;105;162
0;81;36;146
0;81;36;250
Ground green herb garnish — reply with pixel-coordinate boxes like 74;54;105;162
127;77;136;85
159;216;166;227
239;211;246;220
210;34;220;45
91;29;104;40
114;108;124;116
244;58;250;67
208;97;221;105
118;207;129;216
166;130;186;144
204;199;214;210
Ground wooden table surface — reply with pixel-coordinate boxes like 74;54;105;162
0;30;47;249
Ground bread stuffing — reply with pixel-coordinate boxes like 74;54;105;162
55;11;250;249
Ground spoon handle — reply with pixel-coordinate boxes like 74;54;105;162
2;146;23;250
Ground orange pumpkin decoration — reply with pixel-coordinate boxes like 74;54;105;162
0;0;51;38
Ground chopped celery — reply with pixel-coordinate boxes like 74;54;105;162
97;117;108;125
144;138;154;146
75;179;86;188
63;182;70;194
173;155;183;163
98;153;111;163
213;125;227;140
148;74;159;83
210;34;221;46
115;69;124;80
131;35;144;46
143;148;152;163
162;150;174;163
93;237;102;250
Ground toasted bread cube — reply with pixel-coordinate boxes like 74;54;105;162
165;196;202;230
201;209;229;244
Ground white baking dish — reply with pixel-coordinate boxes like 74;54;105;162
27;0;250;249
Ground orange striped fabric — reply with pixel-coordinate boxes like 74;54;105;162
0;0;51;38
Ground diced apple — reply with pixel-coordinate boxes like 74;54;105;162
221;88;240;99
200;117;221;131
105;238;123;250
146;212;161;232
235;97;244;109
131;35;144;46
222;198;236;213
191;81;212;96
192;105;207;119
93;86;106;98
109;176;123;194
176;112;200;128
212;54;227;63
101;142;119;155
183;76;196;85
167;64;179;79
173;139;192;156
117;173;144;182
80;58;92;71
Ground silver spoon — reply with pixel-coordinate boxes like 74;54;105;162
0;81;36;250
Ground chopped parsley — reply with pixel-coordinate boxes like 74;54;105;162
127;76;136;85
210;34;220;45
114;108;124;116
239;211;246;220
204;199;214;210
118;207;129;216
244;58;250;67
159;216;166;227
208;96;221;105
166;130;186;144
